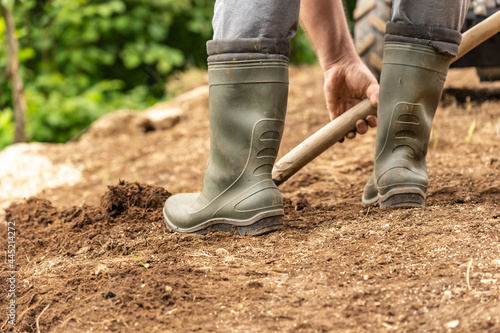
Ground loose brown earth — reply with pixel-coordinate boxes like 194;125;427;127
1;67;499;332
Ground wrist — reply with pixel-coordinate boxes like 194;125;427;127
321;44;360;72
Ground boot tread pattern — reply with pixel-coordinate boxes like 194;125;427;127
165;215;283;236
381;193;425;208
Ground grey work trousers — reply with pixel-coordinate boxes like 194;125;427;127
212;0;470;52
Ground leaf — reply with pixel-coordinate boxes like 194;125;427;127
18;47;35;62
0;108;14;148
148;22;167;41
122;52;141;69
0;16;5;36
465;119;476;146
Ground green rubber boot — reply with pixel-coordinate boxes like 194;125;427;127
164;59;288;235
362;42;452;208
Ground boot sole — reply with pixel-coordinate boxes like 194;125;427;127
362;195;379;206
164;213;283;236
380;193;425;209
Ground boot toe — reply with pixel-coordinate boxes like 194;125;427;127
377;168;428;200
163;193;200;232
362;173;379;206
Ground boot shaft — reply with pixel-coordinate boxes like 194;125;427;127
375;42;452;166
198;59;289;207
164;39;290;234
369;42;453;204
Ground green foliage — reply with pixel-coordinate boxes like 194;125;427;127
290;26;317;65
1;0;14;10
0;0;217;147
26;73;121;142
0;0;357;149
0;108;14;148
344;0;358;32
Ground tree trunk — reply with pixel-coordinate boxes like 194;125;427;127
1;3;27;143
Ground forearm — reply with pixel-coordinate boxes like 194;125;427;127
300;0;357;70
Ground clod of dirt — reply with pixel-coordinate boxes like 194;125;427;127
6;197;60;227
103;291;116;299
5;181;171;228
248;282;263;289
100;180;171;220
295;197;310;211
283;198;293;210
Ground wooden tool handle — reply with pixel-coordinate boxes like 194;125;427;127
455;10;500;63
273;100;376;186
272;11;500;186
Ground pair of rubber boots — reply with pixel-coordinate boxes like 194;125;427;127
163;40;452;235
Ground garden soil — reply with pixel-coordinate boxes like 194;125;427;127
1;66;499;332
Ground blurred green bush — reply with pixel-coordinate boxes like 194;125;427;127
0;0;355;148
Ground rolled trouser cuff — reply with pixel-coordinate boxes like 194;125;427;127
207;38;290;62
385;22;462;56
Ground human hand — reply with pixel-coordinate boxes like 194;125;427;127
323;53;379;140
